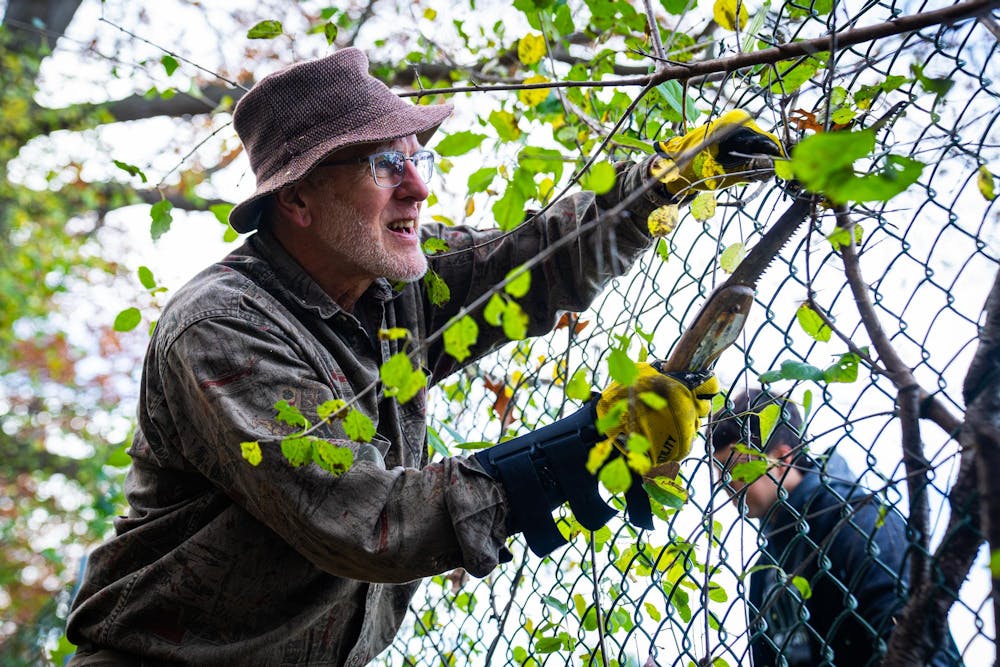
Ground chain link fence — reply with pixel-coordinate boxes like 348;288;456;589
381;0;998;664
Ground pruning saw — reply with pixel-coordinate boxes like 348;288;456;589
477;191;814;555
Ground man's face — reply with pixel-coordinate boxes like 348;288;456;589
711;444;781;519
307;134;430;284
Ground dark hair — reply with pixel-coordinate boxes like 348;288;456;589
710;388;804;453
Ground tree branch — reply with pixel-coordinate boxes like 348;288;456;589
403;0;997;98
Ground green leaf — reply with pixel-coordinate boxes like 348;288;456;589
518;146;564;182
707;582;729;602
240;441;263;466
210;203;234;225
595;399;627;435
150;199;174;240
657;79;700;121
504;267;531;298
488;110;522;141
791;575;812;599
280;436;312;466
764;54;825;94
834;154;924;203
434;131;487;157
759;360;826;383
323;22;338;45
247;20;283;39
607;348;639;386
655;238;670;262
911;63;954;100
827;223;864;250
791;129;874;190
161;54;179;76
113;159;147;183
795;303;832;342
343;408;375;442
423;269;451;306
274;399;310;429
823;352;859;383
443;315;479;362
758;404;780;447
566;368;592;401
643;476;687;509
719;242;746;273
599;456;632;494
137;266;156;290
580;161;617;195
467;167;498;194
660;0;695;14
113;307;141;332
380;352;427;403
979;165;997;201
484;293;505;326
492;181;528;231
502;300;529;340
317;399;347;421
802;390;813;421
313;439;354;475
421;237;450;255
731;459;768;483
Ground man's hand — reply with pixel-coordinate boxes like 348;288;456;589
651;109;785;200
596;362;719;464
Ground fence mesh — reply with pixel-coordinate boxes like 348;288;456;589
379;0;998;664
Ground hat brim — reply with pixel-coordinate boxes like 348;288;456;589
228;102;453;234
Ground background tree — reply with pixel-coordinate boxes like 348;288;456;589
1;0;996;665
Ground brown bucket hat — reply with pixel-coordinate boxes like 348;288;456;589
228;48;453;233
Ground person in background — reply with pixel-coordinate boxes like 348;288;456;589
711;388;965;666
66;47;782;665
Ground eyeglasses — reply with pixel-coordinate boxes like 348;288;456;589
319;149;435;188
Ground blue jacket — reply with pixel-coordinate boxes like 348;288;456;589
748;452;963;666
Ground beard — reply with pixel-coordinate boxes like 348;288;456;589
316;197;428;283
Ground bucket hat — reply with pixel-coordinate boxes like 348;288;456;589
228;48;453;233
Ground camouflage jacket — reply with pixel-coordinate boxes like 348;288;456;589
66;160;666;666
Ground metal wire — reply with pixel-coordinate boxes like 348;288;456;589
383;1;998;664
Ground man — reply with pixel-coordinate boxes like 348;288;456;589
711;389;964;666
66;48;780;665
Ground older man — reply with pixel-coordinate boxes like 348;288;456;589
67;48;780;665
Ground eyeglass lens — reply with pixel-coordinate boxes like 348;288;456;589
372;151;434;187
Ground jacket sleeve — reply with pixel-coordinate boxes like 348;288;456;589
419;157;670;381
143;312;508;582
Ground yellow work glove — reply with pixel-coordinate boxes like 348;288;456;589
652;109;785;200
596;363;719;466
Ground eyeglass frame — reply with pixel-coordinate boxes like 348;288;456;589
316;149;436;188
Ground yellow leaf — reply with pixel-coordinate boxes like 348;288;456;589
517;33;547;66
650;156;680;186
979;165;996;201
692;150;725;190
647;204;680;237
465;197;475;216
720;242;746;273
240;441;262;466
586;439;614;475
518;75;550;107
691;192;717;221
713;0;749;31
